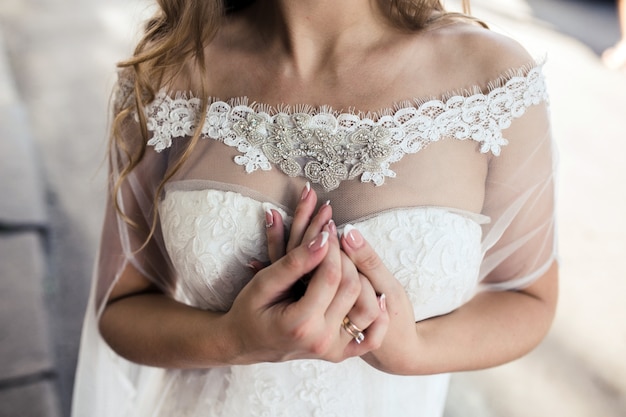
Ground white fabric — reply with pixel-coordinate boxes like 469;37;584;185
144;65;546;188
160;185;486;320
72;61;557;417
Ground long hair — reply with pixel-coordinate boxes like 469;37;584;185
111;0;482;236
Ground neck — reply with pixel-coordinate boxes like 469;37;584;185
249;0;390;78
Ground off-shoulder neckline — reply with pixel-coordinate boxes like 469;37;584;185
141;60;545;122
163;179;492;226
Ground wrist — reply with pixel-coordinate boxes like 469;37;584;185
208;310;251;366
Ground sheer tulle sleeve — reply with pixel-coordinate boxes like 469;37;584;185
479;97;557;290
95;136;175;313
72;75;175;417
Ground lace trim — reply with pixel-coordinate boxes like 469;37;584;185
140;64;548;191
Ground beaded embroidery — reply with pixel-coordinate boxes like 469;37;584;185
140;65;548;191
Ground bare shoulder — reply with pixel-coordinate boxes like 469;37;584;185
422;21;537;88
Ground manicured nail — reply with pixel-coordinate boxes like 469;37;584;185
342;224;363;248
246;260;262;272
308;231;330;251
247;259;268;273
265;208;274;228
378;293;387;312
301;182;311;200
327;219;337;235
318;201;332;217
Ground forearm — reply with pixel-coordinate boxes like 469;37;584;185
98;230;359;369
99;293;239;368
411;287;553;374
365;262;558;375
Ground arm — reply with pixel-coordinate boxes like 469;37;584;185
100;229;324;368
100;264;237;368
99;219;387;368
340;225;558;375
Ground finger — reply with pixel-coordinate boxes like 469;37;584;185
337;275;379;346
340;224;393;293
298;224;345;314
349;275;380;331
246;259;269;273
345;303;389;357
298;202;334;251
286;182;318;252
252;231;330;304
324;251;361;326
264;206;286;263
342;278;388;353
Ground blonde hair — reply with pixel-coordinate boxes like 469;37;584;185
111;0;483;235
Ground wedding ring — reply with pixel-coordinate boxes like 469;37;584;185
342;316;365;344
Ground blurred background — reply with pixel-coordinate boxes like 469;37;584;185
0;0;624;416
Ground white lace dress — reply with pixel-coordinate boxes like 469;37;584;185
72;63;557;417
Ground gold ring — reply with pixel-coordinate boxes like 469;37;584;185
342;316;365;344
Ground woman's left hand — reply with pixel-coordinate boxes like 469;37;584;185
340;224;422;374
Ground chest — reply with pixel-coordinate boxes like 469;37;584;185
159;188;484;321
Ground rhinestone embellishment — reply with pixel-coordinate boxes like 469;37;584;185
227;111;393;191
139;64;548;191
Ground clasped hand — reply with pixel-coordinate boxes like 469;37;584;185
226;184;419;371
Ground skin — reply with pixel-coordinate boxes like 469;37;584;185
266;187;558;375
100;0;558;374
101;192;389;367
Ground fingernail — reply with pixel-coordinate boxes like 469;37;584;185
327;219;337;235
246;260;261;272
265;208;274;228
318;201;332;217
342;224;363;248
247;260;267;273
378;293;387;312
308;231;330;251
301;181;311;200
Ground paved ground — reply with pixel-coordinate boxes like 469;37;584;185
0;0;624;416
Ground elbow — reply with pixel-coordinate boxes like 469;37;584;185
514;260;559;357
526;260;559;332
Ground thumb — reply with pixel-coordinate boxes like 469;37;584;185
340;224;391;291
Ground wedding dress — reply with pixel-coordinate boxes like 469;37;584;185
72;62;556;417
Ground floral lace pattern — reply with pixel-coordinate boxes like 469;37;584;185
142;65;547;190
159;188;482;320
159;188;289;311
156;188;480;416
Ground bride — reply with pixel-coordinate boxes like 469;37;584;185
72;0;558;415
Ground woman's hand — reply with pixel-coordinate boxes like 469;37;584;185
250;183;389;361
340;224;421;374
342;224;560;376
226;220;387;364
264;182;331;263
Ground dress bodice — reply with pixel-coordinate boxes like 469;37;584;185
160;184;486;321
152;184;486;417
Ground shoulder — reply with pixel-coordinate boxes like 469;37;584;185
418;21;537;90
